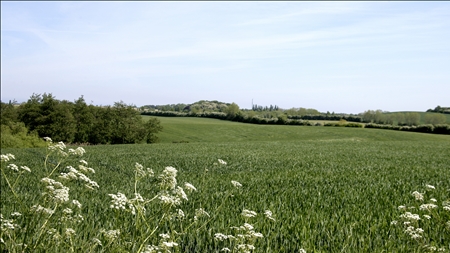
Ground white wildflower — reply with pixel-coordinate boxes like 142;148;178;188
419;203;438;211
175;209;185;219
161;241;178;248
68;147;85;156
430;198;437;203
242;209;257;218
20;166;31;172
404;226;424;239
231;180;242;188
237;244;255;251
423;215;431;220
92;238;102;246
184;182;197;192
80;160;88;165
43;137;52;142
7;164;19;172
175;186;188;201
299;249;307;253
31;204;55;215
398;205;406;210
72;200;82;209
143;245;159;253
400;212;421;221
158;193;181;206
159;233;170;239
159;167;178;190
62;208;73;215
163;166;177;177
11;212;22;217
108;192;128;210
390;220;398;225
215;233;231;241
411;191;424;201
425;184;435;190
194;208;210;221
1;154;15;162
264;210;276;221
101;229;120;241
218;159;227;165
221;248;231;252
65;228;76;237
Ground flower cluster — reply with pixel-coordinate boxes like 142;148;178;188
59;165;99;190
41;177;70;203
392;184;449;251
142;233;179;253
215;209;275;253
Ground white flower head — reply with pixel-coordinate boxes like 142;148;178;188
1;153;15;162
425;184;435;190
231;180;242;188
264;210;276;221
20;166;31;173
218;159;227;165
43;137;52;142
7;164;19;172
419;203;438;211
184;182;197;192
159;233;171;239
411;191;424;201
241;209;257;218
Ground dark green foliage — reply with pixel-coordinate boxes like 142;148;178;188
1;100;46;148
5;94;163;146
365;123;450;135
427;105;450;114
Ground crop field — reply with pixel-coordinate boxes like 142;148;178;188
2;117;450;252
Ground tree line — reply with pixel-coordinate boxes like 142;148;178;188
1;93;162;148
426;105;450;114
360;110;447;125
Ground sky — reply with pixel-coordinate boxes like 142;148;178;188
1;2;449;114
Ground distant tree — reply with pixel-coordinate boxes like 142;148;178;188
225;102;240;119
72;96;95;143
424;113;446;125
404;112;420;126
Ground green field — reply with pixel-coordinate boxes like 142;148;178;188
2;117;450;252
151;116;449;143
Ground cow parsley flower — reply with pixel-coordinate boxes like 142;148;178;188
20;166;31;172
101;229;120;241
218;159;227;165
241;209;257;218
231;180;242;188
7;164;19;172
419;203;438;211
159;233;170;239
1;153;15;162
175;186;188;201
264;210;276;221
65;228;76;237
425;184;435;190
72;200;82;209
411;191;424;201
108;192;128;210
10;212;22;217
184;182;197;192
92;238;102;246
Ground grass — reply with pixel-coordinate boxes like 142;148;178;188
148;116;450;143
2;117;450;252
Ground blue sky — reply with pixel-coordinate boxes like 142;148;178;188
1;2;449;113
